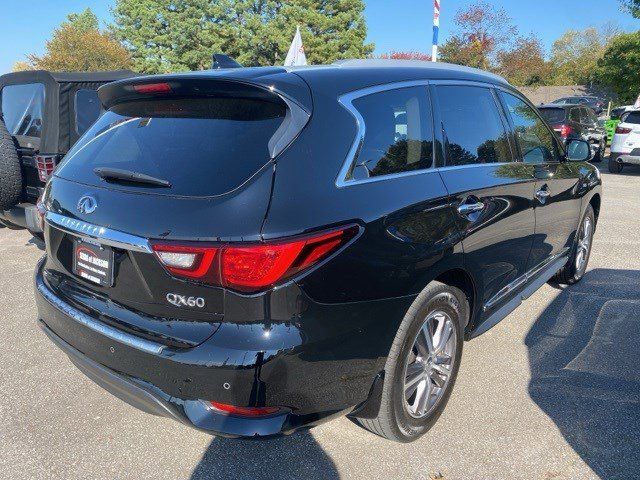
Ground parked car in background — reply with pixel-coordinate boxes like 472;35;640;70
605;105;634;145
0;70;135;238
538;103;607;162
550;95;607;115
35;61;600;443
609;109;640;173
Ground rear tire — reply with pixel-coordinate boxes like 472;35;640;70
355;281;468;442
608;157;623;173
592;140;605;163
0;118;23;211
551;205;595;285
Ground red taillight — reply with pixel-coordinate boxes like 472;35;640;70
132;82;172;94
151;243;219;280
151;225;359;292
209;402;281;417
616;126;632;134
35;155;57;182
553;124;573;138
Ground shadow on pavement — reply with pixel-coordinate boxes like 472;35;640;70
190;431;339;480
526;268;640;480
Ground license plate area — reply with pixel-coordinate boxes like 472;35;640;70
72;238;115;287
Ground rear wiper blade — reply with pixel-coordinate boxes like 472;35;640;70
94;167;171;188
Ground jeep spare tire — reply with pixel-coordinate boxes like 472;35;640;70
0;118;22;211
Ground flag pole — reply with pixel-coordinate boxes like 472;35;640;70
432;0;440;62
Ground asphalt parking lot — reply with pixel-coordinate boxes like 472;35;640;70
0;166;638;480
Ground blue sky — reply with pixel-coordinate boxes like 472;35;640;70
0;0;638;74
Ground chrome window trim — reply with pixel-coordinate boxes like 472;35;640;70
36;270;165;355
335;79;519;188
335;80;433;188
45;211;152;253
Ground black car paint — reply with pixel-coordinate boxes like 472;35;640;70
35;64;602;437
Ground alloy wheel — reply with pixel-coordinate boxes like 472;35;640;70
403;310;457;419
575;216;592;272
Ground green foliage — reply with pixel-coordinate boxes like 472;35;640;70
494;35;553;86
620;0;640;17
595;31;640;104
550;27;614;85
23;8;132;72
112;0;373;73
439;2;516;70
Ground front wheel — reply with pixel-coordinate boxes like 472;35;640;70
355;281;468;442
551;205;595;285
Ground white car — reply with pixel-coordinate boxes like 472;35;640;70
609;109;640;173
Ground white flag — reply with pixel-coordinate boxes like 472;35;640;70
284;26;307;66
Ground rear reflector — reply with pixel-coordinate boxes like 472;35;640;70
209;402;281;417
151;225;359;292
35;155;57;182
132;82;172;94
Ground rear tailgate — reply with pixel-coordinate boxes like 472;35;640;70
40;73;311;347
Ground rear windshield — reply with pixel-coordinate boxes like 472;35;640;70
1;83;45;137
621;111;640;125
56;97;286;197
539;108;566;125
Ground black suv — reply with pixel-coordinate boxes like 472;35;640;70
538;103;608;162
35;61;601;442
550;95;606;115
0;70;134;237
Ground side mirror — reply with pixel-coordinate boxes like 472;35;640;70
566;139;591;162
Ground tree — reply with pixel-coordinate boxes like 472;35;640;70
112;0;374;73
439;2;516;69
495;35;553;86
595;31;640;103
620;0;640;17
379;51;431;61
23;8;131;71
549;27;617;85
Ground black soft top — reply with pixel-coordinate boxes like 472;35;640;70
0;69;136;153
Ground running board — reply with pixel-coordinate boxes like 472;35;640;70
468;252;569;339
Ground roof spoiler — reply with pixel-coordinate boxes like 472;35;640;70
211;54;242;69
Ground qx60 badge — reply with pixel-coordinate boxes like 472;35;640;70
166;293;205;309
77;195;98;215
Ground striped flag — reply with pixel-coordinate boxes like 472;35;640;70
432;0;441;62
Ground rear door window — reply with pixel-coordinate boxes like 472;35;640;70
56;96;286;197
499;91;560;165
435;85;511;166
75;89;102;136
349;86;433;180
1;83;45;137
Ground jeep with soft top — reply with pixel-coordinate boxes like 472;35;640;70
0;70;134;237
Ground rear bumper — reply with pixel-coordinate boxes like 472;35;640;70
0;202;41;232
35;257;412;437
39;321;293;437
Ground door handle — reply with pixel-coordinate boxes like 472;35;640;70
535;187;550;204
457;200;485;216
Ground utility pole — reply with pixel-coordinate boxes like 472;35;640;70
432;0;440;62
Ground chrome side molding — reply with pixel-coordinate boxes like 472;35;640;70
36;273;165;355
45;212;152;253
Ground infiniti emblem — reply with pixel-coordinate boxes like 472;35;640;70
77;195;98;215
